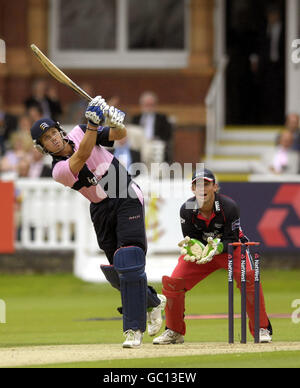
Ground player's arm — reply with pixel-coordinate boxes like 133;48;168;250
109;126;127;141
69;124;99;175
69;96;105;175
180;202;196;239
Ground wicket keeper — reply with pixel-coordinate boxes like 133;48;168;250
153;168;272;344
30;96;166;348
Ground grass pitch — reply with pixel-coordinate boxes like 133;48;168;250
0;269;299;367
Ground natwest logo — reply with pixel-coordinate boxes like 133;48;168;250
257;185;300;247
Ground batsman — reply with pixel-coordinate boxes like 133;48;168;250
153;168;272;345
30;96;166;348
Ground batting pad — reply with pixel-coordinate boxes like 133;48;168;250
101;264;160;309
114;246;147;332
100;265;120;290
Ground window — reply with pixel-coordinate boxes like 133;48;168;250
59;0;117;50
49;0;189;68
128;0;185;50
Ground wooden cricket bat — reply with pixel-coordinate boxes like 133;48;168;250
30;44;92;101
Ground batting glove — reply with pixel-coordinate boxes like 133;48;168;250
85;96;105;126
196;237;223;265
104;106;126;129
178;236;205;263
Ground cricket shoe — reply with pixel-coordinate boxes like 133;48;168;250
147;294;167;336
259;328;272;343
153;329;184;345
122;329;143;348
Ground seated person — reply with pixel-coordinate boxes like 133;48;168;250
113;136;141;177
131;91;173;162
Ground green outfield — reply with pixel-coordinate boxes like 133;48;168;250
0;268;299;368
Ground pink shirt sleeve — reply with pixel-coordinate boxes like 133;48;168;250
52;160;78;188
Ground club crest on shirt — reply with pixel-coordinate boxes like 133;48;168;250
214;223;223;229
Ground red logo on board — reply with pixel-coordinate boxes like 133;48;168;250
258;185;300;247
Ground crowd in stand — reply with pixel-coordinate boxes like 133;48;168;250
0;81;174;180
0;79;60;179
269;113;300;174
0;78;300;180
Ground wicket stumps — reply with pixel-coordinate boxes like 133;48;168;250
228;242;261;344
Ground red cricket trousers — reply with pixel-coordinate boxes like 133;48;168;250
164;246;269;337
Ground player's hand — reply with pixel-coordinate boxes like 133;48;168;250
99;98;110;115
85;96;105;126
104;106;126;129
196;237;223;265
178;236;205;263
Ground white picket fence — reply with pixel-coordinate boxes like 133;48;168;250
16;179;78;250
15;178;188;282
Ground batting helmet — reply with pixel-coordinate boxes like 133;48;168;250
30;118;65;154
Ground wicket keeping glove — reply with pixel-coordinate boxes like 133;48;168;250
197;237;223;265
104;106;126;129
85;96;105;126
178;236;205;263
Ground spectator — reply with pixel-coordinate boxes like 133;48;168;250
131;91;173;162
64;82;94;124
27;148;52;178
113;136;141;177
47;85;63;121
275;113;300;150
17;114;32;134
27;105;43;125
24;79;63;121
269;130;299;174
0;131;33;177
17;155;31;178
0;95;18;155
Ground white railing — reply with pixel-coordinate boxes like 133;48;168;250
205;55;228;159
16;179;80;250
14;178;191;282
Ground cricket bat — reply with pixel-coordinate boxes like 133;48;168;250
30;44;92;101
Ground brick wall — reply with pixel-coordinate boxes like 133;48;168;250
0;0;214;164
